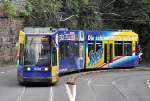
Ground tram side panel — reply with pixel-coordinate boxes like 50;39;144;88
58;31;139;72
58;31;85;73
84;31;139;69
108;33;139;68
85;31;105;69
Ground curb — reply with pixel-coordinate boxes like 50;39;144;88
66;67;150;83
80;68;150;76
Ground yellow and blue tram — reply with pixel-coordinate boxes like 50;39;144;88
17;28;139;84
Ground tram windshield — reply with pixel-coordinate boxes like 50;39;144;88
24;36;51;66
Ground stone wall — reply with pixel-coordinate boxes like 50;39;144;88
0;17;24;64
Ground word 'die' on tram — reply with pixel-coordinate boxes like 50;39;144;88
17;28;139;84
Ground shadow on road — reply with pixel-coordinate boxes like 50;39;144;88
19;83;55;87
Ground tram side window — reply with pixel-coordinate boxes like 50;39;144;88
60;41;80;59
115;41;123;56
96;41;102;51
74;42;79;57
59;42;63;58
67;42;80;57
124;41;132;56
60;42;69;58
19;44;24;65
88;41;95;55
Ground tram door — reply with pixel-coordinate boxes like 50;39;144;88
51;38;58;83
104;41;114;68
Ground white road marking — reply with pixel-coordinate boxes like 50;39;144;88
147;80;150;84
48;87;53;101
65;84;76;101
73;85;76;101
1;72;5;74
112;81;116;85
112;81;127;101
146;80;150;88
88;79;111;87
7;70;11;73
92;84;112;86
88;80;91;87
17;87;26;101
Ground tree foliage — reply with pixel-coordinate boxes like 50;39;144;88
2;0;148;30
24;0;62;27
112;0;150;45
1;0;150;44
2;0;17;17
61;0;103;29
19;1;32;17
1;0;150;59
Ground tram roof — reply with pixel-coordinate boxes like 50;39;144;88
23;27;56;35
22;28;138;36
85;30;138;36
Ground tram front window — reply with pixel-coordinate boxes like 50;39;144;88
24;36;51;66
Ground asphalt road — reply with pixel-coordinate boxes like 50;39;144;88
76;70;150;101
0;66;150;101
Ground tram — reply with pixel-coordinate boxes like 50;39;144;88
17;28;139;83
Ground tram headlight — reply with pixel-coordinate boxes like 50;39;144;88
27;67;31;71
44;67;48;71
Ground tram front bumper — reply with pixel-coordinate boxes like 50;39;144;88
22;71;53;83
23;76;52;83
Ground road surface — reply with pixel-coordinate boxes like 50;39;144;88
0;66;150;101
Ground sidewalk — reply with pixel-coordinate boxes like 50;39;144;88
138;62;150;68
0;64;16;70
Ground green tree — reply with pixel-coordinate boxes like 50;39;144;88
18;1;32;17
62;0;103;29
2;0;17;17
112;0;150;44
24;0;62;27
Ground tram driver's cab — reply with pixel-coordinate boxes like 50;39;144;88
17;28;59;84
